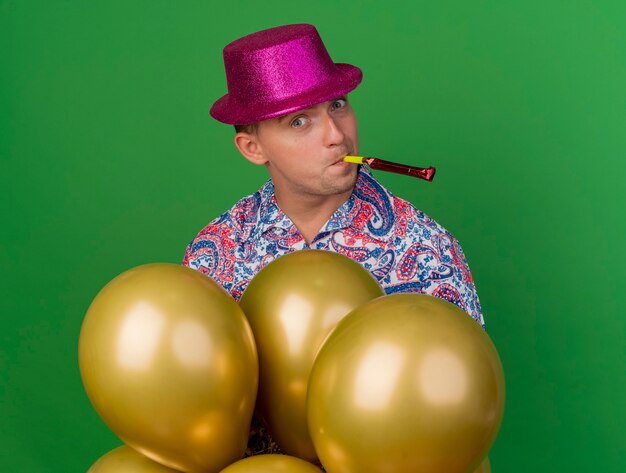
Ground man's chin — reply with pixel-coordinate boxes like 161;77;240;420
322;172;358;196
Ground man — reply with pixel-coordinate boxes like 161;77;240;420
183;23;483;455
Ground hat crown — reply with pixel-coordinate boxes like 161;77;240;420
210;24;362;124
223;24;335;105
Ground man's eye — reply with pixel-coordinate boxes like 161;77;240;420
331;98;347;110
290;117;306;128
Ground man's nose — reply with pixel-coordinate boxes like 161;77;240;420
322;113;345;146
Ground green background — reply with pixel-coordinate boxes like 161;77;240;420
1;1;624;471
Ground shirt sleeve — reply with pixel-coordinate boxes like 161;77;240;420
426;230;484;327
181;221;238;297
388;199;485;327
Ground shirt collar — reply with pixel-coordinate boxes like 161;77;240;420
255;179;296;236
255;166;393;240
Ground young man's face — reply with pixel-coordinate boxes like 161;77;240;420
252;96;360;202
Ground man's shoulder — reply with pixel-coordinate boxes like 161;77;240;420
187;187;266;248
391;194;450;237
354;168;451;239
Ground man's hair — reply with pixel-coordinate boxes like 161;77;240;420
234;123;259;134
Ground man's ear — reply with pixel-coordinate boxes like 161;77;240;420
234;132;267;165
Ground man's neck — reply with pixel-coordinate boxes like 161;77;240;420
274;189;353;246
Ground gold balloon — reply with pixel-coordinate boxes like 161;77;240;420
239;250;384;462
79;264;258;473
87;445;183;472
219;454;322;472
473;456;492;473
307;294;505;473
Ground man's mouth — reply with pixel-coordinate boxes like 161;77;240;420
333;153;352;166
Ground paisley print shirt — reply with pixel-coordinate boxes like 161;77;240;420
183;166;483;326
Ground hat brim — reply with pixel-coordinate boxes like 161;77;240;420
209;63;363;125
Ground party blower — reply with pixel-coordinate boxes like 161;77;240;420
344;155;436;182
